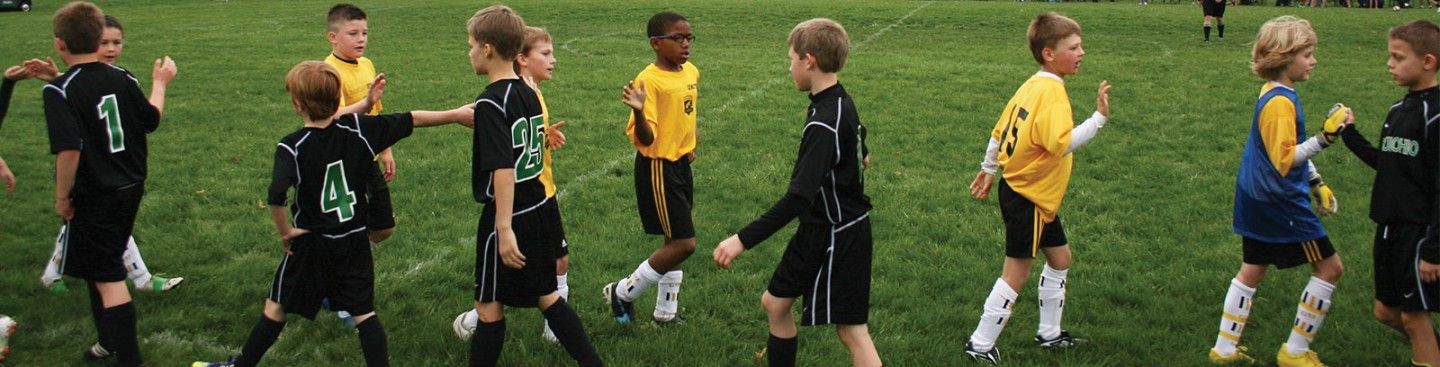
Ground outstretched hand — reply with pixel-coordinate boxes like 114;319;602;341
152;56;177;85
1096;80;1111;118
713;235;746;269
622;79;646;111
546;120;567;150
365;73;387;109
3;65;31;81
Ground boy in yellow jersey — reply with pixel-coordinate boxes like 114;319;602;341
1208;16;1348;367
323;3;390;327
454;25;574;344
963;12;1112;364
603;10;698;326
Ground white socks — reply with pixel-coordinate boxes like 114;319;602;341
123;237;152;288
969;278;1019;352
1285;276;1335;355
617;260;662;302
1037;265;1068;340
655;270;683;321
1213;278;1255;356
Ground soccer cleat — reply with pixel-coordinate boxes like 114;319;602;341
542;324;558;344
965;341;1000;364
602;282;635;325
83;341;112;360
1035;330;1089;349
1209;346;1256;364
48;279;68;294
1276;346;1327;367
336;310;357;328
139;275;184;292
651;314;686;327
191;357;236;367
452;311;475;341
0;315;16;363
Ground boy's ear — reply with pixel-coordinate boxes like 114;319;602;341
53;37;66;54
1041;47;1055;63
327;31;338;44
803;52;818;71
649;38;661;51
1426;53;1438;72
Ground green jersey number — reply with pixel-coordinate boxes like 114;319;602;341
511;116;544;181
320;160;357;222
97;94;125;153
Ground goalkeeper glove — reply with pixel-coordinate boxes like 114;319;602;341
1321;103;1349;146
1310;178;1338;215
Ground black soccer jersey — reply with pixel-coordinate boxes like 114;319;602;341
472;78;548;213
738;84;872;248
1341;87;1440;258
43;62;160;197
268;113;414;235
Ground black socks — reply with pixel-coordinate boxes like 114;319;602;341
767;334;798;367
541;299;603;367
356;316;390;367
102;302;142;367
235;315;285;367
469;318;506;367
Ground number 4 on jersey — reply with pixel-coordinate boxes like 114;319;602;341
321;160;357;222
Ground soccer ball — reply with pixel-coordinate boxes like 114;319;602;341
1394;5;1402;10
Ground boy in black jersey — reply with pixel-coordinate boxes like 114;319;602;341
190;61;471;367
463;5;601;367
712;18;879;367
1341;19;1440;367
42;3;162;365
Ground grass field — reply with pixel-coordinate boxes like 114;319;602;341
0;0;1431;365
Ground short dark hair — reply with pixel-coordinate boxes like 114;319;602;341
53;1;105;54
1390;20;1440;62
104;15;122;32
647;11;687;38
327;3;367;32
1027;12;1082;65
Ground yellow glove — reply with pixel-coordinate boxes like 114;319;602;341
1321;103;1350;146
1311;181;1338;215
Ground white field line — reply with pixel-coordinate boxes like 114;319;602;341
556;1;933;200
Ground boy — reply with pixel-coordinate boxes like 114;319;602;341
190;61;471;367
963;12;1111;364
1341;19;1440;367
463;6;602;367
603;10;698;326
43;2;171;366
454;25;574;344
31;15;184;298
711;18;881;367
323;2;393;326
1207;15;1348;367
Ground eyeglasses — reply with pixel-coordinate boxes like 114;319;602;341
650;33;695;43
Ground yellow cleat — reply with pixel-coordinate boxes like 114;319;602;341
1209;346;1255;365
1276;346;1327;367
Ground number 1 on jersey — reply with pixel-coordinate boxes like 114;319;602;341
97;94;125;152
321;161;357;222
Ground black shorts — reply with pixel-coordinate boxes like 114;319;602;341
999;180;1068;259
546;199;570;258
366;165;396;231
268;229;376;319
635;153;695;239
1242;236;1335;269
1374;224;1440;312
1203;0;1227;17
475;200;558;307
62;184;144;282
768;216;873;326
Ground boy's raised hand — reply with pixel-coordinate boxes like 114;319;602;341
4;65;31;81
152;56;177;85
713;235;746;269
24;58;58;82
1096;80;1111;118
546;120;567;150
622;79;646;111
365;73;387;109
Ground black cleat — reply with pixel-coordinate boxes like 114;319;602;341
1035;330;1089;349
965;341;1000;364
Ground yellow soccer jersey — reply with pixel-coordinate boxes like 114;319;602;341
325;54;383;115
626;62;699;161
537;87;558;197
1256;82;1299;175
990;72;1075;221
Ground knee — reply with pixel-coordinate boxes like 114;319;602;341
761;293;789;316
475;302;504;323
670;238;697;255
1317;259;1344;283
1375;306;1402;327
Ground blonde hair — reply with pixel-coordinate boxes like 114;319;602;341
788;18;849;73
467;5;526;61
285;61;341;121
1390;20;1440;62
522;26;552;55
1027;12;1081;65
1252;16;1316;81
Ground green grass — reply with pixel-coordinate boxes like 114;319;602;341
0;0;1428;365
